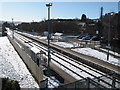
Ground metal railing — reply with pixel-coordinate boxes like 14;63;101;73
57;77;119;90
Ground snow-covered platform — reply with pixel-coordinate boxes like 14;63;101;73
0;37;39;88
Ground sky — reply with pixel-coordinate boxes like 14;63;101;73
0;2;119;22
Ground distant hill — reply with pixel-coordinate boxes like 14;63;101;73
0;20;22;25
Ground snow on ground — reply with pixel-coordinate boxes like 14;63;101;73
53;42;78;48
37;36;47;40
0;37;39;88
100;48;120;57
16;31;47;40
52;41;120;67
53;42;73;48
72;48;120;66
25;39;102;80
43;75;60;88
51;53;101;80
7;30;120;86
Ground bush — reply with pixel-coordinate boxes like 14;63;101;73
2;78;20;90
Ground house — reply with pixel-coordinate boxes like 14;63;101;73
51;32;63;40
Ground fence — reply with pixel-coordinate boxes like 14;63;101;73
57;77;108;90
60;38;100;48
57;74;120;90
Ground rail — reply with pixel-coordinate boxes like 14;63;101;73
15;32;120;88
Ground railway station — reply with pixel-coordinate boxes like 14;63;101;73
0;20;120;89
2;28;119;89
0;1;120;90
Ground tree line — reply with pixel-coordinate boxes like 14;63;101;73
2;13;120;49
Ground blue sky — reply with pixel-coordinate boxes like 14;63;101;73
0;2;118;22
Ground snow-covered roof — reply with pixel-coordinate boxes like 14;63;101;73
5;27;10;30
31;47;40;54
54;32;63;36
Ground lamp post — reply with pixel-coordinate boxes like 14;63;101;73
99;7;103;41
46;3;52;87
32;20;34;35
12;18;14;39
107;12;114;60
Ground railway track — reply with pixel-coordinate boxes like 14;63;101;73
16;31;120;74
13;31;120;88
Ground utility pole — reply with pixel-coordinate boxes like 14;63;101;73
46;3;52;88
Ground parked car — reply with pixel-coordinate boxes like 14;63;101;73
82;35;93;40
77;34;87;39
90;36;100;41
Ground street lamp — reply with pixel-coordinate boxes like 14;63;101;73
12;18;14;39
32;20;34;34
46;3;52;87
107;12;114;60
